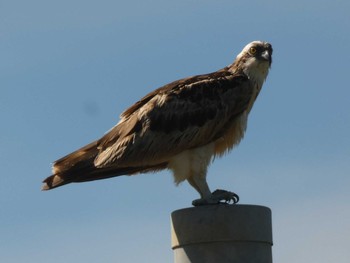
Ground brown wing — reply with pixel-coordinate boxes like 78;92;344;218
93;69;254;168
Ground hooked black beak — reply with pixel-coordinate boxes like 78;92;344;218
261;50;272;65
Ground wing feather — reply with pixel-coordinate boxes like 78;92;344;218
94;70;253;168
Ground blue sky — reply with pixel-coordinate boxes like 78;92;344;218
1;0;349;262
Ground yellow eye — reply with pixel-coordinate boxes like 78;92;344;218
250;47;257;54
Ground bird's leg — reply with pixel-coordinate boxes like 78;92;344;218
187;176;212;199
188;176;239;206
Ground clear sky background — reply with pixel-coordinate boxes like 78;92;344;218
1;0;349;262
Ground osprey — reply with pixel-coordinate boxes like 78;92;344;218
43;41;273;206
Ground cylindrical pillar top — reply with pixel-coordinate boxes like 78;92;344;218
171;204;272;248
171;204;273;263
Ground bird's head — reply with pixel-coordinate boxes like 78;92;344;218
230;41;273;85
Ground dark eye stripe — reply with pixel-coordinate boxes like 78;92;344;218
250;45;271;56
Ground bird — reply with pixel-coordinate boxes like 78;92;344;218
42;40;273;206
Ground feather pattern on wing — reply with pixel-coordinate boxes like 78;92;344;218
93;69;254;168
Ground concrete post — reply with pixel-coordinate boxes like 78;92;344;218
171;204;272;263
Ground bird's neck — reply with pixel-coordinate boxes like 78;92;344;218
229;58;270;87
243;62;269;86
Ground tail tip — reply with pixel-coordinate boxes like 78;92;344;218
41;183;50;191
41;174;64;191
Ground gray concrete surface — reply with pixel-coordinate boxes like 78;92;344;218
171;204;272;263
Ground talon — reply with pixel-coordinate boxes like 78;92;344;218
192;189;239;206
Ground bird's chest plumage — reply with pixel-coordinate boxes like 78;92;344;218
213;81;262;157
213;111;248;157
246;82;262;113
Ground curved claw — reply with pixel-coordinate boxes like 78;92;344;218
192;189;240;206
212;189;239;204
